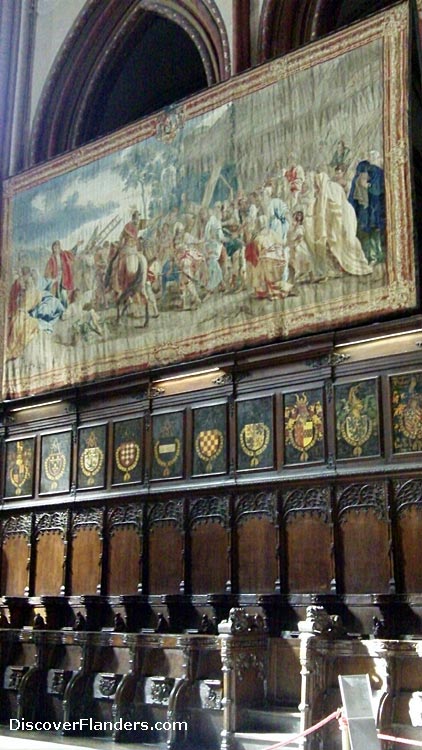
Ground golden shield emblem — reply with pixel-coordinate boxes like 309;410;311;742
338;384;375;457
400;396;422;441
240;422;270;467
44;438;66;489
80;431;104;485
154;437;180;477
285;393;323;461
292;419;316;451
9;441;31;495
195;429;223;472
115;441;140;481
341;413;372;456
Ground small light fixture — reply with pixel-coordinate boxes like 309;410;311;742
336;329;422;349
10;399;63;413
152;367;221;384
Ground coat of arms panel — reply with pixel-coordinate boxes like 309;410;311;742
112;418;143;485
151;412;184;480
40;430;72;494
4;438;35;499
192;403;227;476
391;372;422;454
236;396;274;471
335;380;380;459
77;424;107;490
283;388;325;464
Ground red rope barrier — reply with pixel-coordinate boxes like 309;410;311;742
257;708;422;750
260;708;342;750
378;733;422;747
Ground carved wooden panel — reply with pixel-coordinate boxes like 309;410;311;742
0;515;32;595
69;508;104;595
106;504;143;595
189;496;229;594
281;486;332;593
394;479;422;592
336;482;390;594
33;511;68;596
147;500;184;594
235;492;278;593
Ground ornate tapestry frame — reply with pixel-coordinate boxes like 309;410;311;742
1;2;416;399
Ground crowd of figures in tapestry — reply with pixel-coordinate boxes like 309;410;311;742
2;7;415;398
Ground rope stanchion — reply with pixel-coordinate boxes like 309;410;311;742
378;733;422;747
259;708;342;750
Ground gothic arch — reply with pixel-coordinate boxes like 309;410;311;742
30;0;230;165
258;0;397;62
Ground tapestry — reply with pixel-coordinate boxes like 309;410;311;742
1;3;414;399
192;403;227;475
4;437;35;498
77;424;107;489
112;418;143;485
237;397;274;470
151;412;184;479
335;380;380;459
40;430;72;494
284;388;324;464
391;372;422;453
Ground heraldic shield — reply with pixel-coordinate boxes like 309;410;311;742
240;422;270;467
115;441;140;481
44;438;67;490
154;437;180;477
195;428;223;472
285;392;324;462
80;431;104;485
9;441;31;495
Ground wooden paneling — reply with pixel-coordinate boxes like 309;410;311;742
235;492;278;594
107;505;142;595
2;329;422;637
394;479;422;593
285;517;332;593
33;512;67;596
70;509;103;595
147;500;184;595
108;527;141;595
397;507;422;592
189;496;229;594
282;487;332;593
1;536;29;596
237;516;278;594
191;522;227;594
34;533;65;596
0;515;32;596
336;483;391;594
149;525;183;594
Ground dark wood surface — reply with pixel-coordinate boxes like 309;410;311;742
0;324;422;635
